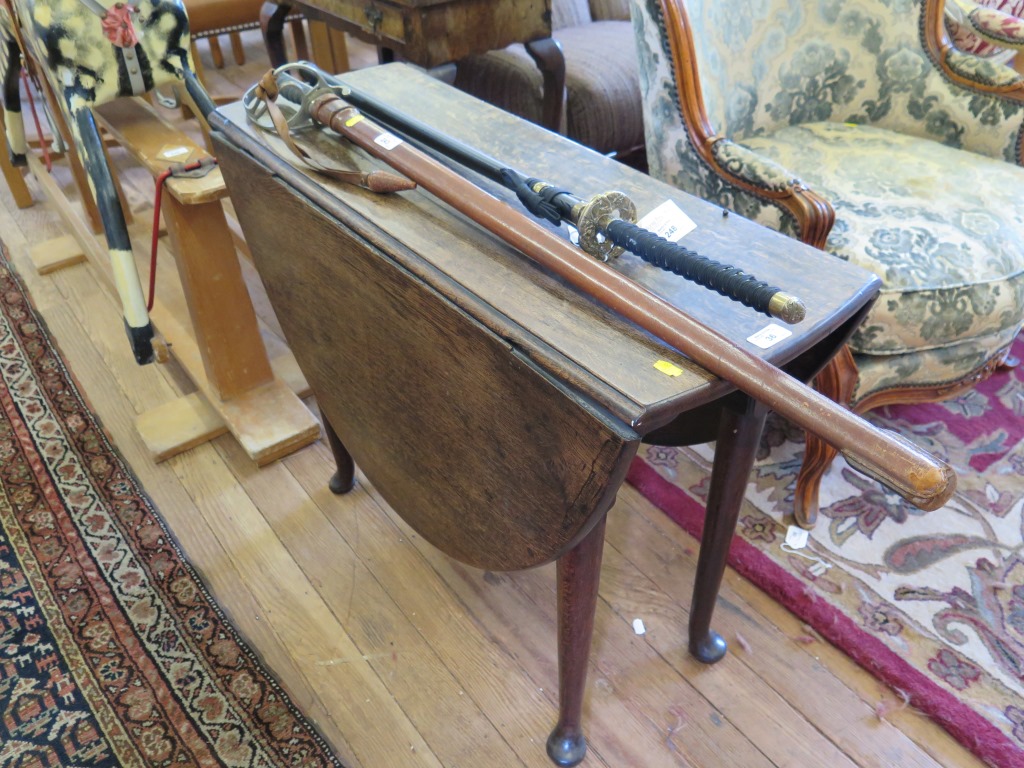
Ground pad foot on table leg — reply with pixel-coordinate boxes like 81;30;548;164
329;471;355;495
546;725;587;767
690;628;728;664
323;414;355;494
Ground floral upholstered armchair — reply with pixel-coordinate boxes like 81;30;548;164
629;0;1024;527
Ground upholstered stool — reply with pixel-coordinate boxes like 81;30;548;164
454;0;644;160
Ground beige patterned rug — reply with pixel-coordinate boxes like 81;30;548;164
628;335;1024;768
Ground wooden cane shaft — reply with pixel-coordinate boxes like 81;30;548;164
309;96;955;511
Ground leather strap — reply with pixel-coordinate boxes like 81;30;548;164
253;71;415;193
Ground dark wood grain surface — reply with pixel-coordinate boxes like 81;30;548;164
272;0;551;68
214;138;638;568
216;64;879;431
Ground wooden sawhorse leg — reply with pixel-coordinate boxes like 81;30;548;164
547;514;607;767
689;394;768;663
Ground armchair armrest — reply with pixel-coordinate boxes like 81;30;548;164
706;138;835;248
947;0;1024;51
944;46;1023;86
927;0;1024;105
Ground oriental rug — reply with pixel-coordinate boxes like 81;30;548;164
628;334;1024;768
0;248;343;765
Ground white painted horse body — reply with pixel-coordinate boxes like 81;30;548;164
0;0;211;364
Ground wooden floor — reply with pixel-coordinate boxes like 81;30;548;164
0;32;988;768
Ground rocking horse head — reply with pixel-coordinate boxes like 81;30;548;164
0;0;212;365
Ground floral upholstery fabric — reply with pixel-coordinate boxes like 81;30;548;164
630;0;1024;397
740;122;1024;355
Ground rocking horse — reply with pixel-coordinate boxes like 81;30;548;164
0;0;215;364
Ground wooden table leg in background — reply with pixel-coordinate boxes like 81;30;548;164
547;514;608;767
525;37;566;134
323;414;355;494
689;395;768;663
261;0;292;68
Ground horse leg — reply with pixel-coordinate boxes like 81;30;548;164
0;27;27;165
70;105;155;364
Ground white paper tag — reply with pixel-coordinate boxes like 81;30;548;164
632;618;646;635
567;224;580;247
636;200;697;243
784;525;809;550
373;132;403;150
747;323;793;349
158;145;191;160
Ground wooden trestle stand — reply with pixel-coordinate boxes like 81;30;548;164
213;64;888;765
15;89;319;465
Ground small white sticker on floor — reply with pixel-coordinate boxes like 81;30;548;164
784;525;809;550
632;618;646;635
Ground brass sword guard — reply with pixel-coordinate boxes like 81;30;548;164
572;191;637;262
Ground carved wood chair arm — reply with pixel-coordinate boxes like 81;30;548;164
706;138;836;248
947;0;1024;50
927;0;1024;105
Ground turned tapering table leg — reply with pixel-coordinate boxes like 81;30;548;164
547;514;607;767
323;415;355;494
689;395;768;663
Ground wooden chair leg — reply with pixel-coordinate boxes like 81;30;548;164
547;514;607;768
323;413;355;494
689;394;768;663
291;18;309;61
793;345;859;529
261;0;292;68
525;37;567;134
208;36;225;68
230;31;246;65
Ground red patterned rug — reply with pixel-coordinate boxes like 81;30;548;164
629;336;1024;768
0;249;343;765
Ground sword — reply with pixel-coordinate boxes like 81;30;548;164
241;63;955;512
251;64;805;324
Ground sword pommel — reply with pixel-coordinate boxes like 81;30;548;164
768;293;807;324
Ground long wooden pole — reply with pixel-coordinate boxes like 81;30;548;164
305;92;955;511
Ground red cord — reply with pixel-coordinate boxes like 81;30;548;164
19;70;51;172
149;169;172;311
148;158;216;310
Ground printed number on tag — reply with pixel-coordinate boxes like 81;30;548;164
374;132;403;150
747;323;792;349
636;200;697;243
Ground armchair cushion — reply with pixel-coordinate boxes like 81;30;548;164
739;122;1024;356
